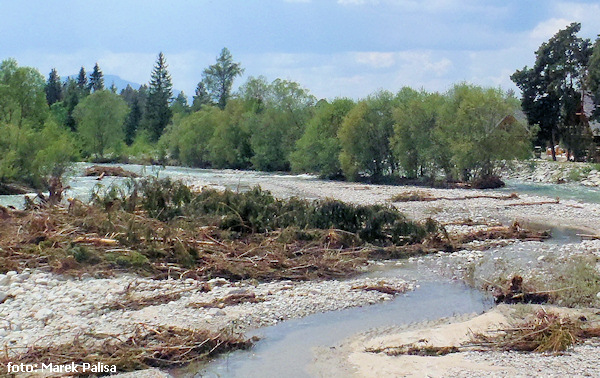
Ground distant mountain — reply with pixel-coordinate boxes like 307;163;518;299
104;75;144;92
65;74;184;100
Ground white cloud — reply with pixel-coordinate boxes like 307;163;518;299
529;18;573;43
354;52;396;68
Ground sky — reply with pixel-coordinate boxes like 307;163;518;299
1;0;600;100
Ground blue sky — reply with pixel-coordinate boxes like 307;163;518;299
1;0;600;99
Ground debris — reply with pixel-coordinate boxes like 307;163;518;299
471;309;600;354
492;276;550;304
85;165;139;178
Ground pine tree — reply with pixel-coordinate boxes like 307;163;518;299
89;63;104;92
143;52;173;142
45;68;63;105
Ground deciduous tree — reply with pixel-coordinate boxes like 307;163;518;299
73;90;128;158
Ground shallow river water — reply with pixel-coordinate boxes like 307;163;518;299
0;164;596;377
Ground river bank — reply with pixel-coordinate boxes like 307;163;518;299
1;166;599;377
500;159;600;187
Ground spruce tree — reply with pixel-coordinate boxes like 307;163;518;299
143;52;173;142
89;63;104;92
45;68;63;105
192;81;211;110
77;67;88;92
63;78;81;131
124;97;142;145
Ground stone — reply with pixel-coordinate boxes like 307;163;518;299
34;308;54;321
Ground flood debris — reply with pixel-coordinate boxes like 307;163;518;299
457;221;550;245
0;324;256;373
351;282;409;295
85;165;139;179
471;309;600;354
0;179;446;281
506;198;560;206
188;291;265;309
366;344;459;357
391;191;518;202
492;276;550;304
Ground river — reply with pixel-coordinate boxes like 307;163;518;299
0;164;596;377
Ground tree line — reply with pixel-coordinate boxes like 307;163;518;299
1;23;599;194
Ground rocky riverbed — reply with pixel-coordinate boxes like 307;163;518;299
1;167;600;377
0;270;412;358
500;159;600;186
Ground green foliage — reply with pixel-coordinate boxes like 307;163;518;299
208;100;252;169
588;36;600;121
125;130;155;162
73;90;129;159
120;85;146;145
33;120;78;181
392;88;445;179
192;81;211;110
202;47;244;109
0;123;38;184
248;78;315;171
98;178;436;245
512;23;592;161
142;52;173;142
171;91;190;115
77;67;89;94
291;98;355;177
338;91;397;181
45;68;62;106
139;178;193;221
0;58;48;127
0;119;77;189
89;63;105;93
186;185;434;244
436;84;532;181
160;107;223;167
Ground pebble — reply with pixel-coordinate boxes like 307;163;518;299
0;269;414;359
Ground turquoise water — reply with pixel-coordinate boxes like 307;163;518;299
3;165;599;209
501;179;600;204
0;163;316;209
